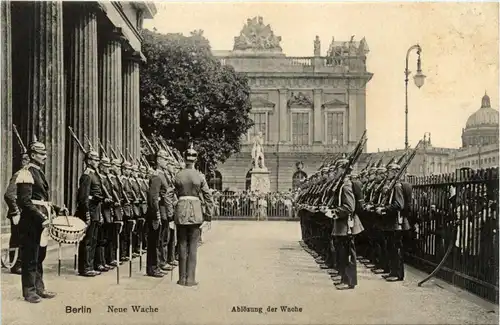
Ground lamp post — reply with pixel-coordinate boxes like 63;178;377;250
423;132;431;176
405;44;426;149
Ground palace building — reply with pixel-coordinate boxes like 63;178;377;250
0;1;157;229
213;17;373;192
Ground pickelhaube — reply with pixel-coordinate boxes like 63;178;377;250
111;158;122;167
86;150;100;160
131;164;139;172
122;160;132;169
387;162;401;170
139;165;147;173
156;149;169;160
29;139;47;155
185;144;197;162
100;156;111;167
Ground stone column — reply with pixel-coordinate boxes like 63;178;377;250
356;88;367;151
313;89;323;143
1;1;12;221
99;28;125;157
122;52;141;159
278;89;288;142
65;3;99;211
27;2;65;206
348;87;358;143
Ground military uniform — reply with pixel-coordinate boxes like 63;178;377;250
174;147;213;286
76;152;103;277
120;162;136;261
146;151;174;277
108;159;125;265
16;142;60;303
4;167;26;274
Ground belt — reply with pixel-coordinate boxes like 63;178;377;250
178;196;200;201
32;200;52;220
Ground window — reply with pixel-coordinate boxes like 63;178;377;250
248;112;267;141
326;112;344;145
291;112;310;145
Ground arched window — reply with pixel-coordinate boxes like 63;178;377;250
292;171;308;189
208;170;223;191
245;170;252;191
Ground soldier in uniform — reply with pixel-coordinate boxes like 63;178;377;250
330;158;364;290
146;150;174;277
94;156;115;272
138;165;150;251
16;140;68;303
108;158;125;265
174;146;214;286
120;160;135;261
128;163;144;258
163;158;178;270
376;161;406;281
4;153;30;274
77;150;103;277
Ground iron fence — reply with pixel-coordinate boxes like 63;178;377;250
406;167;499;303
212;194;297;220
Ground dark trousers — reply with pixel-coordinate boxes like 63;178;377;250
177;224;201;284
336;236;357;286
159;222;169;266
108;222;122;263
166;227;176;264
96;223;115;267
146;220;166;274
9;219;22;267
388;231;405;279
20;228;46;298
78;221;99;273
132;219;145;254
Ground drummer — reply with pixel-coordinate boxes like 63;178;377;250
16;139;68;303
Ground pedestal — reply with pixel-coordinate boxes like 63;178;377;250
250;168;271;194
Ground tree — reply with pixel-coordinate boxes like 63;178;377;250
140;29;253;171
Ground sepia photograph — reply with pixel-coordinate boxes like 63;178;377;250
0;1;498;324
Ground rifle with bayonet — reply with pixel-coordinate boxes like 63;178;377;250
96;138;123;206
126;148;148;203
107;142;131;205
12;124;27;154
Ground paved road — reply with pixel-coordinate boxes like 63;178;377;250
2;221;497;325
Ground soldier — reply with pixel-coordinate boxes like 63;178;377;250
94;156;115;272
146;150;173;277
120;160;135;261
138;165;150;251
330;158;364;290
174;146;214;286
376;161;406;281
162;158;178;270
4;153;30;274
128;163;143;258
77;150;103;277
16;140;68;303
107;158;125;266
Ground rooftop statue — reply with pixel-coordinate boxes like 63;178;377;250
233;16;282;52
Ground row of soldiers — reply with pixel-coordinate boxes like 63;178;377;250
296;143;415;290
4;130;214;303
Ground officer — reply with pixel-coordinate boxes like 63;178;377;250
376;161;406;281
95;156;114;272
163;157;178;269
146;150;173;277
174;146;214;286
16;140;68;303
4;153;30;274
330;158;364;290
77;150;103;277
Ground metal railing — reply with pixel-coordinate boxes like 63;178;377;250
406;167;499;303
212;194;297;220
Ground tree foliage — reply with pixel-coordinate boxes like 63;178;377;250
140;29;253;171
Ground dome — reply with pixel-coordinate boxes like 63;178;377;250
465;93;499;128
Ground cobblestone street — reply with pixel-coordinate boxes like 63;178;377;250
2;221;497;325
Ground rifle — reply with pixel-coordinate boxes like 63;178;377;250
126;148;148;202
139;128;155;154
117;146;141;203
107;141;131;205
12;124;27;154
82;135;113;202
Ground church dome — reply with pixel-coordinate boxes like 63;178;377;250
465;93;498;128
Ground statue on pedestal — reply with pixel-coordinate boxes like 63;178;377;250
314;36;321;56
251;132;266;169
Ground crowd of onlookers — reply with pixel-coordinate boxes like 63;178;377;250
209;189;296;219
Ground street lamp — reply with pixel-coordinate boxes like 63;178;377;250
405;44;426;149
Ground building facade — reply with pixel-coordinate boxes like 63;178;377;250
213;17;373;192
1;1;157;228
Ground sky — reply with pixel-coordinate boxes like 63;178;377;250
144;2;499;152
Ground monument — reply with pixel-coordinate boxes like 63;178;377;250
250;132;271;193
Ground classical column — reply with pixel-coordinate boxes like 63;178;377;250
65;3;99;211
348;87;358;143
122;52;141;159
356;88;367;150
1;1;12;219
313;89;323;143
27;2;65;206
278;89;288;142
99;28;124;157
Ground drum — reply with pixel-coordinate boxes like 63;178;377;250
48;216;87;244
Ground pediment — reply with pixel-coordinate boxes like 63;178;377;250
322;98;348;108
287;92;313;108
250;96;276;108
